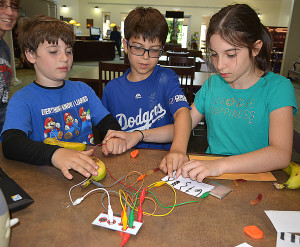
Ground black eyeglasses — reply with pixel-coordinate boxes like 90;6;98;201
0;2;21;11
127;41;163;58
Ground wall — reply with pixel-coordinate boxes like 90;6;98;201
17;0;297;77
20;0;57;17
19;0;292;42
281;0;300;77
57;0;292;41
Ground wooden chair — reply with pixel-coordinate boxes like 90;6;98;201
168;56;196;67
161;65;195;105
173;47;188;52
166;50;189;61
163;43;181;52
187;49;203;59
98;61;130;97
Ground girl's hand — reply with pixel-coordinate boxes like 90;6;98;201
159;151;189;177
51;148;98;180
175;159;224;182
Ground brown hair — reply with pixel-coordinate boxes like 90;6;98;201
18;15;75;56
206;4;272;75
10;0;20;7
124;7;169;46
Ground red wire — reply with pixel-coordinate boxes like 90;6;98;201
106;167;138;191
93;144;138;192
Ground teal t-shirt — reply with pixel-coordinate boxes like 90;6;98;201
194;72;298;155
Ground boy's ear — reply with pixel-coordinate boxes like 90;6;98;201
123;38;128;54
25;50;37;64
252;40;263;57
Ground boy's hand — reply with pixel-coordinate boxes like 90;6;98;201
175;159;224;182
51;148;99;180
101;137;127;156
159;151;189;177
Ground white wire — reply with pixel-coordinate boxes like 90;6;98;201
81;188;111;205
69;179;111;206
69;178;89;204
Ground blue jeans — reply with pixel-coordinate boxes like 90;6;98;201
0;103;7;134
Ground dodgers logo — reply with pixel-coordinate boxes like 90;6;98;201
116;103;167;130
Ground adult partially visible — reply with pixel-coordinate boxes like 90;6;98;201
110;25;122;57
0;0;20;133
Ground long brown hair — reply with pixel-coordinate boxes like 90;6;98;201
206;4;272;76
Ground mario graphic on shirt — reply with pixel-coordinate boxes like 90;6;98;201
64;112;80;139
43;117;63;139
79;107;92;137
83;133;94;145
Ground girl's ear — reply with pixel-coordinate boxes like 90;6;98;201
25;50;37;64
123;38;128;54
252;40;263;57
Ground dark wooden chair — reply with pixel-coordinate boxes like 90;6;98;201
173;47;188;52
168;56;196;67
161;65;195;105
163;43;181;52
187;49;203;59
98;61;130;97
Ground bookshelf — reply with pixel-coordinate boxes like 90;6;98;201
267;27;287;73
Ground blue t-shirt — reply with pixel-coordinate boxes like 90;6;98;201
102;65;190;150
1;80;110;144
194;72;298;155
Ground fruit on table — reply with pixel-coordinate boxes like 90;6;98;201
43;138;86;151
81;157;106;188
274;161;300;189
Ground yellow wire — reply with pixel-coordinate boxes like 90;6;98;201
121;180;176;217
119;189;127;210
143;181;177;217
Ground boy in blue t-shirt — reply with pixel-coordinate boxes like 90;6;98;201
1;15;126;179
102;7;192;172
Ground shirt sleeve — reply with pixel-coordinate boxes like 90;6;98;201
2;129;60;166
162;69;191;116
266;77;298;116
84;84;111;126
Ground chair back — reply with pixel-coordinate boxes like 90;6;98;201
99;61;130;97
164;43;181;52
173;47;188;53
161;65;195;105
187;50;203;59
168;56;196;67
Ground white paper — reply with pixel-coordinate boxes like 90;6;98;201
276;232;300;247
161;172;214;197
235;243;253;247
265;210;300;233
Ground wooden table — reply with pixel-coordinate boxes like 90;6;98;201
2;146;300;247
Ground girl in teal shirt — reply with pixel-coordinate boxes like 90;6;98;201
175;3;297;181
